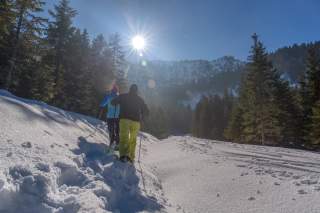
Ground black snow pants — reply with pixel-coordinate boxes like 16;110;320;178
107;118;120;146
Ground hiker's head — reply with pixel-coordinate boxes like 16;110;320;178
129;84;138;95
111;85;119;94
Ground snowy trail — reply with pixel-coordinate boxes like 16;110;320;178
143;136;320;213
0;91;169;213
1;90;320;213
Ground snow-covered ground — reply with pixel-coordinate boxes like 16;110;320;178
0;90;320;213
0;90;168;213
143;137;320;213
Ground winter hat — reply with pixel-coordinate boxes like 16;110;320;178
111;85;119;93
129;84;138;95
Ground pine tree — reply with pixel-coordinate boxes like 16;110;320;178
305;46;320;105
301;46;320;148
224;102;244;142
0;0;14;86
228;34;283;145
89;34;115;115
59;28;96;115
309;101;320;147
274;77;302;146
2;0;46;90
47;0;77;101
0;0;14;40
109;33;128;93
90;34;114;93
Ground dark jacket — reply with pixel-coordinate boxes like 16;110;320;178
111;92;149;122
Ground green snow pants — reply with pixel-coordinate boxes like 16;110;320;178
119;119;141;161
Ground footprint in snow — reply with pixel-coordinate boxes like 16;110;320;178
248;197;255;201
300;179;318;185
44;130;53;136
274;182;281;186
237;165;247;168
314;186;320;191
21;141;32;148
298;189;307;195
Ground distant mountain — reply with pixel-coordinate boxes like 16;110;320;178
269;41;320;82
128;41;320;103
128;56;245;93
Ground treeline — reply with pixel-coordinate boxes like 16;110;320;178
0;0;127;116
192;90;233;140
269;41;320;82
193;34;320;150
143;103;192;139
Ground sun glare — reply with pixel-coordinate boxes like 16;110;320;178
132;35;146;51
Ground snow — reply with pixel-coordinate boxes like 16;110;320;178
143;136;320;213
1;90;320;213
0;90;168;213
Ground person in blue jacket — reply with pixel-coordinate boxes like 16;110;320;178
99;85;120;149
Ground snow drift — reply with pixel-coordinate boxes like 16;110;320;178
1;90;320;213
0;90;167;213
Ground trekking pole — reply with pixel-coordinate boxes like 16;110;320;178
138;133;142;163
138;132;146;192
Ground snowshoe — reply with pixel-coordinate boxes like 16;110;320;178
114;144;119;151
119;156;131;163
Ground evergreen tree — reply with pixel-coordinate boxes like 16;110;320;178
227;34;283;145
309;101;320;147
224;102;244;142
2;0;46;90
62;29;92;113
274;77;302;146
47;0;77;101
109;33;128;93
89;34;115;115
301;46;320;148
0;0;15;86
143;105;169;139
305;46;320;105
0;0;14;40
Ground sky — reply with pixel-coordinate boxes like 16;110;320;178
45;0;320;61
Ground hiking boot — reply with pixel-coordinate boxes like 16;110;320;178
119;156;129;163
114;144;119;151
128;158;134;164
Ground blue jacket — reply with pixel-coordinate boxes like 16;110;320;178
100;92;120;119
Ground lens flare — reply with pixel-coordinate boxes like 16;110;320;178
148;79;156;89
132;35;146;50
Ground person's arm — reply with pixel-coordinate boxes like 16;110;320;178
111;95;121;106
100;95;110;107
140;98;149;119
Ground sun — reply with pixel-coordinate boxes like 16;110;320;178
131;35;146;51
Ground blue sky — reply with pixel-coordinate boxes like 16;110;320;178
45;0;320;61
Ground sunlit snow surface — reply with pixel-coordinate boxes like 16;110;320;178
0;90;167;213
0;90;320;213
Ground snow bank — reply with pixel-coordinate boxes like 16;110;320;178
0;91;167;212
145;136;320;213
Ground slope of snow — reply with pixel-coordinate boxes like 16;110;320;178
0;90;169;213
143;136;320;213
1;90;320;213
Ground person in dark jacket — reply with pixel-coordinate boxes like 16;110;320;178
111;84;149;163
